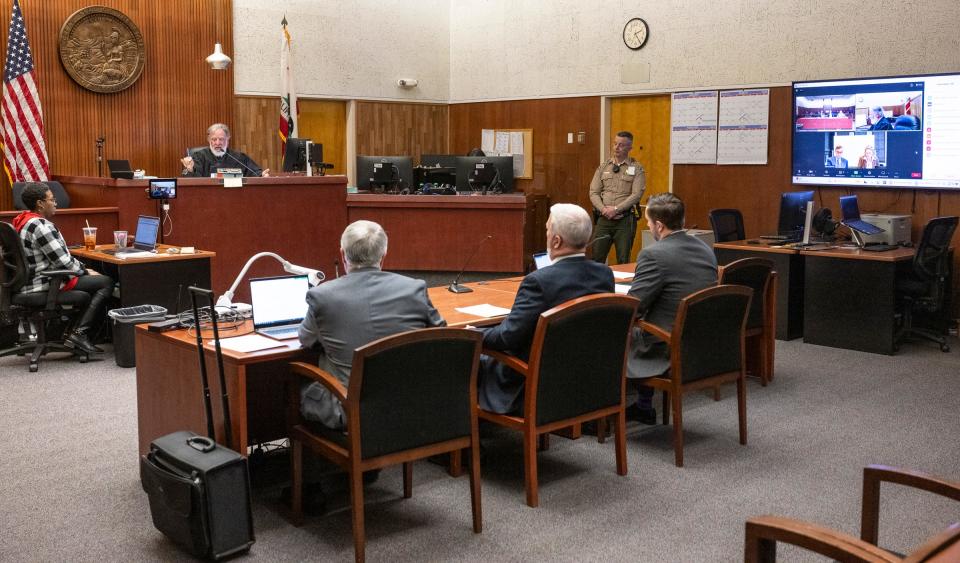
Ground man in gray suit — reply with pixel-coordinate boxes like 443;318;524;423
298;220;445;429
627;193;717;422
827;145;848;168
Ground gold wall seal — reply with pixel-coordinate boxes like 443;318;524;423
58;6;145;94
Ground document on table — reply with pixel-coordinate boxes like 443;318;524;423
611;270;634;280
211;334;289;353
614;283;632;295
455;304;512;318
114;251;157;259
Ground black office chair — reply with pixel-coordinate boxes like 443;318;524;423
0;222;90;371
894;216;958;352
709;208;746;243
12;181;70;210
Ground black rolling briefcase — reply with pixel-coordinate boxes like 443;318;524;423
140;287;255;560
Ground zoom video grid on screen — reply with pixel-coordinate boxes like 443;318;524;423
792;73;960;189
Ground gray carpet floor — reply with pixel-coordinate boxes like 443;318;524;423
1;336;958;562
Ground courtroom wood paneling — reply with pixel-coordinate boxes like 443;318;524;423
449;96;601;209
233;97;346;175
0;0;235;210
355;101;448;165
673;86;960;318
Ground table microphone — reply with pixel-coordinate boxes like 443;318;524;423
223;150;264;177
448;235;493;293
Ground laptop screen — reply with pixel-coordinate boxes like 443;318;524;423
250;275;309;329
839;195;861;222
533;252;552;269
133;215;160;250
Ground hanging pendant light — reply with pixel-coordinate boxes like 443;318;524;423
206;43;231;70
207;0;232;70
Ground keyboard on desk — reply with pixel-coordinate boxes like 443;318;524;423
256;326;299;340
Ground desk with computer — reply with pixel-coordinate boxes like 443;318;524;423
715;190;951;355
357;154;515;195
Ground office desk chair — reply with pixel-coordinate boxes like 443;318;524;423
638;285;751;467
285;328;483;563
0;222;89;372
12;181;70;210
745;464;960;562
478;293;638;507
894;216;958;352
709;208;746;243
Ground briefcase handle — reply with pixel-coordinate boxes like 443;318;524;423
186;436;216;453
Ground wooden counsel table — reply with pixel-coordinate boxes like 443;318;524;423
713;240;804;340
72;244;215;313
136;278;523;455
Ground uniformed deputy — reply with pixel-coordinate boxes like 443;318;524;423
588;131;646;264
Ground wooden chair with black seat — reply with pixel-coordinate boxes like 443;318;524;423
637;284;752;467
894;216;958;353
0;222;90;372
285;327;483;563
717;257;777;389
744;464;960;562
709;208;746;243
478;293;639;508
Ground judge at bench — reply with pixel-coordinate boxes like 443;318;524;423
180;123;269;177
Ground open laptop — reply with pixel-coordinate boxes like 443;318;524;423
839;195;884;235
107;159;135;180
250;274;309;340
533;252;552;269
100;215;160;255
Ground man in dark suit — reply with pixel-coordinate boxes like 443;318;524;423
298;220;445;429
180;123;269;177
627;193;718;422
827;145;848;168
478;204;615;414
869;107;893;131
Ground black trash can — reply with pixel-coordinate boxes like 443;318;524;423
108;305;167;368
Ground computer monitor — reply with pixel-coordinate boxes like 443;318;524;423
454;156;515;193
777;190;815;238
420;154;458;168
107;159;134;180
356;156;413;191
283;138;323;172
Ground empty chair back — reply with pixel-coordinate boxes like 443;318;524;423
530;294;638;427
675;285;752;384
719;258;773;331
709;209;745;243
12;181;70;210
351;328;482;460
0;222;29;296
913;216;958;283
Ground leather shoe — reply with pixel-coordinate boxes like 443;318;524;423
65;331;104;354
625;404;657;425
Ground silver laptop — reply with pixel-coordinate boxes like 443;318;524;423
250;274;309;340
101;215;160;255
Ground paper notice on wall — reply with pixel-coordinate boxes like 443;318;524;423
481;129;495;154
717;88;770;165
494;131;510;154
509;132;524;154
511;154;524;177
671;91;719;164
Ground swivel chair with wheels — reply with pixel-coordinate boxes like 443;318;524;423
894;216;958;352
0;222;89;372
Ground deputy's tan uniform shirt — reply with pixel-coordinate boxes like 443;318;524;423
589;157;646;218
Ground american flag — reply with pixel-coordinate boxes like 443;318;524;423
2;0;49;183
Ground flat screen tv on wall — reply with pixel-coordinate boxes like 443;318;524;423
792;72;960;189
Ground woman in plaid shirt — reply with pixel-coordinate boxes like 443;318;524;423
12;182;114;355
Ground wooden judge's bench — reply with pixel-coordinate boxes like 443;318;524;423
2;176;542;304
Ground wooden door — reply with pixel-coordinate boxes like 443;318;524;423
609;95;671;261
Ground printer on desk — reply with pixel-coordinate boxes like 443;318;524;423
860;213;912;245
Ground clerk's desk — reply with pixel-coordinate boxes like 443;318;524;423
134;263;637;455
714;240;921;355
72;244;215;313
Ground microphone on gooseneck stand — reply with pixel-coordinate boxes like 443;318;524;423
448;235;493;294
223;150;264;177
